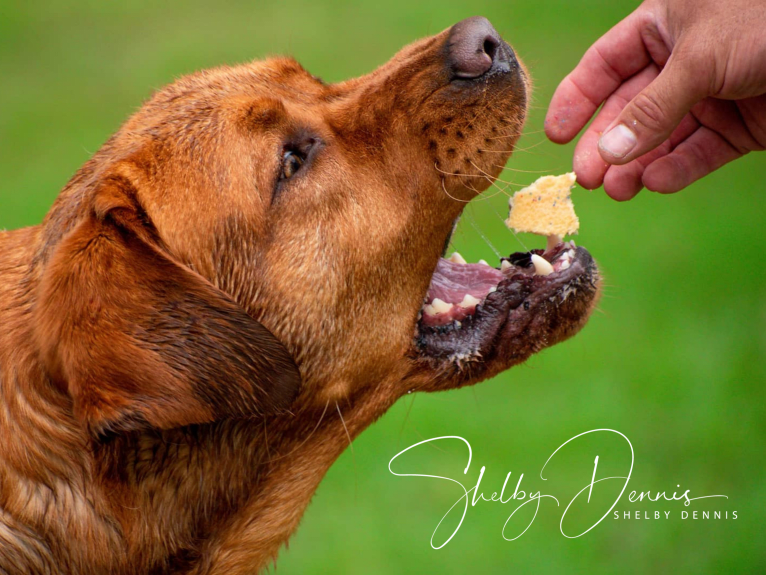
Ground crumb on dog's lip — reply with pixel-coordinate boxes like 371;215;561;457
415;239;599;364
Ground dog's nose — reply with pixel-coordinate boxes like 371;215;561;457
447;16;515;80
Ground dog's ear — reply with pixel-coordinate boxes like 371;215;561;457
34;170;301;436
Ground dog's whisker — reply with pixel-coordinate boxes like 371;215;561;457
408;425;454;456
463;179;482;195
397;393;417;451
474;184;531;252
476;173;515;199
509;138;550;152
470;386;481;411
465;178;513;201
464;177;512;202
440;173;509;204
484;132;524;141
491;202;530;252
260;400;330;464
492;165;552;174
336;401;358;503
434;163;485;179
517;127;550;135
439;175;472;203
524;104;550;111
468;159;523;189
465;209;502;259
335;401;354;454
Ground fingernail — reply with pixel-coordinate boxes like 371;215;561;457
600;124;637;159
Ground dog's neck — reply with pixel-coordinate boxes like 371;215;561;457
0;229;403;573
95;385;401;573
180;385;401;572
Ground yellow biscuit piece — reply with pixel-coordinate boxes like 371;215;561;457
506;172;579;237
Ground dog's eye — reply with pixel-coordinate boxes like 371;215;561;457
274;137;318;197
280;150;305;181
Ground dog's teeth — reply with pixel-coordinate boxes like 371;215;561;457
458;294;480;308
448;252;467;264
569;240;576;249
454;320;462;328
488;286;497;293
531;254;554;276
501;260;513;273
430;298;453;314
560;260;570;270
478;259;490;266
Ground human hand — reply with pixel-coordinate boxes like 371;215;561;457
545;0;766;200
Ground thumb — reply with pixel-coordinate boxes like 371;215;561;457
598;52;708;165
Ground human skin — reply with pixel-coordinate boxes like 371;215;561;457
545;0;766;200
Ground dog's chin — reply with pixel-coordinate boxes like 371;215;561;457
413;229;600;384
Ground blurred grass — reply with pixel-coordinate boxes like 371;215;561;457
1;1;764;573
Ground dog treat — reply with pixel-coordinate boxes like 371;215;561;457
506;172;579;237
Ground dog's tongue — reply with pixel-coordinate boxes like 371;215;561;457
421;242;577;327
425;258;504;306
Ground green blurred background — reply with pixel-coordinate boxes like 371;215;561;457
1;1;764;573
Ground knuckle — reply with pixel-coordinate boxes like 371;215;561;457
628;91;668;133
749;115;766;151
685;139;710;172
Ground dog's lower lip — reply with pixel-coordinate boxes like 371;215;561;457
419;239;578;328
414;241;598;365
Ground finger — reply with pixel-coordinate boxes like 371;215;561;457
573;64;659;190
546;9;653;144
602;114;700;200
690;97;765;152
604;141;673;201
642;126;745;193
598;46;710;165
736;94;766;151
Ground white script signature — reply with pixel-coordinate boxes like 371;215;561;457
388;429;728;548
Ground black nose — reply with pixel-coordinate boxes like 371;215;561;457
447;16;515;80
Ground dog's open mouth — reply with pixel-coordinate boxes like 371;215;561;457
415;235;599;368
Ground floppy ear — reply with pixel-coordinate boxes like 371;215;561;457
34;172;301;436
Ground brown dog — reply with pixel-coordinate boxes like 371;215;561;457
0;17;599;574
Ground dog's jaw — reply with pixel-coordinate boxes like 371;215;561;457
412;243;601;388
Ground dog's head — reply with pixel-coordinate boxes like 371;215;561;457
34;17;598;434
